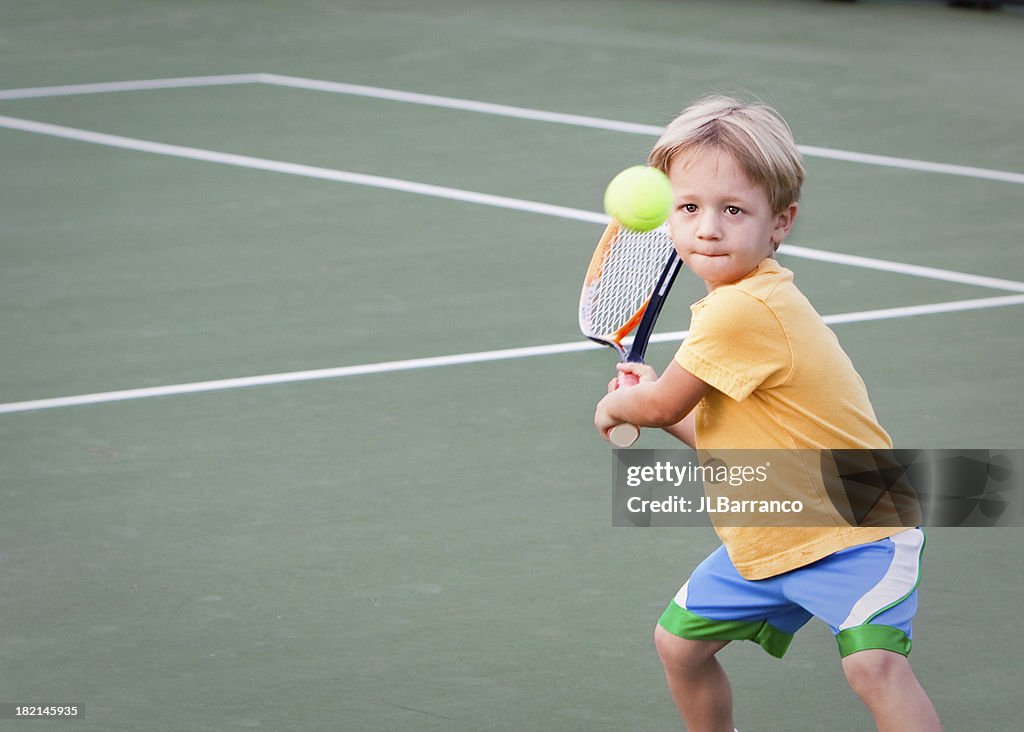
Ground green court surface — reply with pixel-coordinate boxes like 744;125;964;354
1;1;1022;730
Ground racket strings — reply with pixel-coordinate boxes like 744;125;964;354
580;226;673;340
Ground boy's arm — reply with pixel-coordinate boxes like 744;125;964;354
662;412;696;449
594;360;710;445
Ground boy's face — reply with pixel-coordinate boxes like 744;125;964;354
666;148;797;293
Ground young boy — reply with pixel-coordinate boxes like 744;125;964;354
593;96;942;732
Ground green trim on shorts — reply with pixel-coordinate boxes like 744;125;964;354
835;533;922;659
835;624;912;658
658;600;793;659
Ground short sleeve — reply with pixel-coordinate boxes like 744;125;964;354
674;288;792;401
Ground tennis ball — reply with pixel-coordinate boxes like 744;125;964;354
603;165;673;232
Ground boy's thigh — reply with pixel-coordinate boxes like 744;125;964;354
654;625;730;668
781;528;925;657
658;545;812;659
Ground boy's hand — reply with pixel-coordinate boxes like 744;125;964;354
608;362;659;393
616;362;658;385
597;363;660;441
593;396;622;441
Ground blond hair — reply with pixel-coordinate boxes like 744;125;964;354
648;95;805;215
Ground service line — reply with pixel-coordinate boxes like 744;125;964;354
2;114;1022;294
2;293;1024;415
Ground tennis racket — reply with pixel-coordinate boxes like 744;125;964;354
579;219;683;447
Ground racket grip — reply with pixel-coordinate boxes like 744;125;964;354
608;423;640;448
610;369;641;446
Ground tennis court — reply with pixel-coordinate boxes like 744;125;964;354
1;1;1022;730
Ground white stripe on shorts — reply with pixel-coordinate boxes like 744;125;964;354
838;528;924;630
673;580;690;609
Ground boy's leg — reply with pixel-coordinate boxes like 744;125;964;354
654;625;734;732
656;546;807;730
785;529;939;731
841;649;942;732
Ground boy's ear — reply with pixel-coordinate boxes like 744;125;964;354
772;202;799;248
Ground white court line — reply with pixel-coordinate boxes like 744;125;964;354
2;114;1022;294
796;145;1024;185
0;340;602;415
0;115;605;224
1;73;1022;185
255;74;666;136
1;81;1022;415
259;74;1024;186
780;245;1024;294
0;74;263;101
2;293;1023;416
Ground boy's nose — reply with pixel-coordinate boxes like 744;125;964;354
696;213;721;240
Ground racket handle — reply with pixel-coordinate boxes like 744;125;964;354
610;369;641;447
608;423;640;448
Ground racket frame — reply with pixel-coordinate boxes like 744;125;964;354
621;250;682;365
579;221;683;447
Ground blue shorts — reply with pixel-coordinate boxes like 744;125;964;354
658;529;925;658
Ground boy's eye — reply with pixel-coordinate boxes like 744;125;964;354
725;206;742;215
680;203;698;213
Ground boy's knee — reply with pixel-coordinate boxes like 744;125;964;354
842;648;909;696
654;623;723;672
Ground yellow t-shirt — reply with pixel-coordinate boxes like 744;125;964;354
674;258;904;580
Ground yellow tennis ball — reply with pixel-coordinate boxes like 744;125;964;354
603;165;673;232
